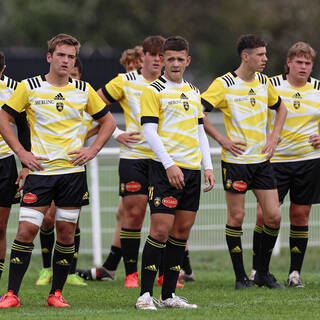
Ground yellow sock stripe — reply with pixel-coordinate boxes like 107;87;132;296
290;231;309;238
120;231;141;239
0;262;4;271
75;232;81;237
55;244;75;254
254;225;263;233
263;225;279;237
12;243;34;252
146;237;166;249
40;228;54;235
225;228;243;237
168;237;187;247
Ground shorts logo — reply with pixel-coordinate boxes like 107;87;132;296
225;179;232;189
125;181;141;192
232;181;247;192
162;196;178;208
23;192;38;204
14;191;21;198
82;192;89;200
154;197;161;207
120;183;125;193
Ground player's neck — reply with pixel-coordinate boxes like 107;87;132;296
234;65;256;82
45;72;69;87
286;73;307;88
141;68;160;82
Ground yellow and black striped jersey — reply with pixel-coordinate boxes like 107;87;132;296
0;75;18;156
269;74;320;162
201;71;281;164
141;76;203;170
3;75;108;175
102;69;154;159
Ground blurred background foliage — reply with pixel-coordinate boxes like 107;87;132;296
0;0;319;89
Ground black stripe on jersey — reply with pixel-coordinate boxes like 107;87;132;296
101;87;116;103
269;97;282;110
92;106;109;121
198;118;204;125
221;75;232;87
75;80;79;89
0;75;4;81
2;104;20;119
158;76;167;83
35;77;41;88
201;98;214;112
7;77;12;89
313;80;317;89
257;73;267;85
141;116;159;125
225;74;235;85
27;79;34;90
13;81;18;90
125;74;130;81
27;77;41;90
83;81;86;91
150;82;164;92
318;82;320;91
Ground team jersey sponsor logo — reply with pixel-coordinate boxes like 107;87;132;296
232;181;247;192
23;192;38;204
162;196;178;208
125;181;141;192
154;197;161;207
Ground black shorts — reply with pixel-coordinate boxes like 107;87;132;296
0;155;20;207
21;171;89;207
119;158;150;197
221;160;277;193
148;160;201;214
272;158;320;205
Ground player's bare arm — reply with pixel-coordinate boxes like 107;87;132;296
262;101;287;159
204;115;246;156
69;111;116;165
0;109;47;170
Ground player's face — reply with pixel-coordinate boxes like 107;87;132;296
287;55;313;82
246;47;267;72
125;59;136;72
70;66;81;80
47;44;77;77
143;51;163;75
163;50;191;83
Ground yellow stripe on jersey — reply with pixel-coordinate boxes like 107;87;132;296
269;74;320;162
141;76;203;170
5;75;106;175
201;71;280;164
104;70;154;159
0;75;18;155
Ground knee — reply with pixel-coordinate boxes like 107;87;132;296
290;206;310;226
228;210;244;226
57;231;74;244
151;227;169;243
264;211;281;228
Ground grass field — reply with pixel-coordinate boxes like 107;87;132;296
0;248;320;320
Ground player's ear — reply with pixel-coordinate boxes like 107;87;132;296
46;52;52;64
186;55;191;66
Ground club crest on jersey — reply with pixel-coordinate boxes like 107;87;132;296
232;181;247;192
56;102;64;112
125;181;141;192
292;92;302;109
250;97;256;107
162;196;178;208
183;101;189;111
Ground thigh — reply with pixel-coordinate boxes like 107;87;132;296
171;210;197;239
272;162;292;203
225;191;246;226
0;155;20;207
119;159;150;197
54;172;89;207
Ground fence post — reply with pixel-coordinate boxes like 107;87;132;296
89;156;102;265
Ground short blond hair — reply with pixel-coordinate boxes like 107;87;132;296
285;42;316;73
47;33;80;55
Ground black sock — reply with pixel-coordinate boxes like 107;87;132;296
252;225;263;270
69;228;80;274
161;236;187;300
158;249;164;277
120;228;141;275
181;250;192;275
0;259;4;279
50;242;74;294
225;225;245;280
259;224;279;274
8;240;34;295
103;245;122;271
40;227;54;268
140;235;165;296
289;225;308;274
